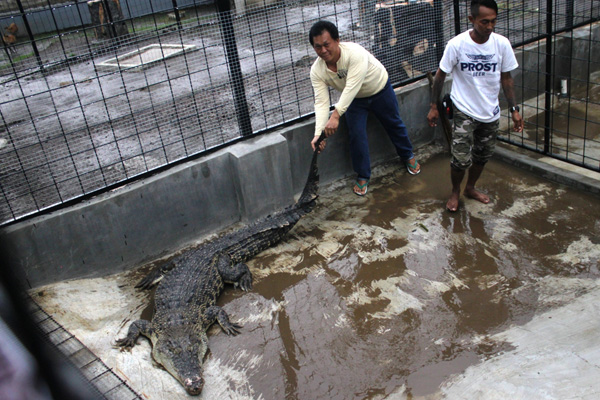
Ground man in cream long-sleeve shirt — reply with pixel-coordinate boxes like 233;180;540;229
309;20;420;196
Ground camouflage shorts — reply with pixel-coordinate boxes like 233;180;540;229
451;108;499;170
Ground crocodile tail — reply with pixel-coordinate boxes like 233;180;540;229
297;134;324;207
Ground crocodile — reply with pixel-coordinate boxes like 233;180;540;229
116;135;324;395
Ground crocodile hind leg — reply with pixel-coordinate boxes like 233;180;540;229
216;253;253;291
135;261;176;290
115;319;153;349
204;306;242;335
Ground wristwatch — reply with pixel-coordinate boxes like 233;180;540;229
510;106;520;113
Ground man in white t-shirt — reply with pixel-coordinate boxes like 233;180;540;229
309;20;420;196
427;0;523;212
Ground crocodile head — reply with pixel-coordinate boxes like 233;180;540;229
152;329;208;395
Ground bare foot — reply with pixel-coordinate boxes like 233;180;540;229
446;192;460;212
464;187;490;204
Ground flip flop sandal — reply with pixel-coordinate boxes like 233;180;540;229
406;159;421;175
354;179;369;196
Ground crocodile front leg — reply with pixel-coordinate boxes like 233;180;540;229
204;306;242;335
115;319;153;349
216;253;253;291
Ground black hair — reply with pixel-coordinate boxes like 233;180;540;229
309;21;339;46
470;0;498;17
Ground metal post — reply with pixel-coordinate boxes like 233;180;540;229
171;0;183;30
215;0;252;137
16;0;44;73
453;0;461;37
433;0;445;63
566;0;574;29
543;0;553;154
100;0;119;39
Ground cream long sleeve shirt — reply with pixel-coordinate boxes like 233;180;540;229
310;42;389;136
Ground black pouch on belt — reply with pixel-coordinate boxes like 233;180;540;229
442;93;453;119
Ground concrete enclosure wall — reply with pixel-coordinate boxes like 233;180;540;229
0;79;439;288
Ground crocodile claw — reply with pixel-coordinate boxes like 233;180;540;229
115;336;136;349
115;320;149;350
239;273;253;292
224;323;242;336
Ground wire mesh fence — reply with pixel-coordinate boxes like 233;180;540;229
489;0;600;171
28;298;143;399
0;0;598;226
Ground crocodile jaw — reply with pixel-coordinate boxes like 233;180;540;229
182;376;204;396
151;330;208;395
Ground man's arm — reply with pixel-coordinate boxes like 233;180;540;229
501;71;524;133
323;109;340;136
426;68;447;127
312;106;338;152
310;69;333;151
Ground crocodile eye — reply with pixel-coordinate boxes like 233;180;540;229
167;341;181;354
188;344;199;353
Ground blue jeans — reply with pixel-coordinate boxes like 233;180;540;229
344;80;414;180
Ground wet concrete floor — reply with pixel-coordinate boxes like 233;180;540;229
31;145;600;399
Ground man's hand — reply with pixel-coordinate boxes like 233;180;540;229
323;110;340;137
427;104;439;127
501;72;523;133
512;111;524;133
311;135;326;152
427;69;446;128
313;110;339;151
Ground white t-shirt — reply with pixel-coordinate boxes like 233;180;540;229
310;42;388;136
439;30;518;123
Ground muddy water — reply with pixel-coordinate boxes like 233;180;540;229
211;152;600;399
31;149;600;399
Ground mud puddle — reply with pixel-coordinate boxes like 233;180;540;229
31;150;600;399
